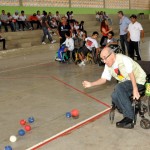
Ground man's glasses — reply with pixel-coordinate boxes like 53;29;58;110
101;52;112;62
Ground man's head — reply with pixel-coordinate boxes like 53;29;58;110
65;31;71;38
118;11;124;19
15;11;19;15
61;16;67;24
92;31;99;39
107;31;114;39
43;11;47;16
130;14;137;24
100;47;115;67
2;10;5;15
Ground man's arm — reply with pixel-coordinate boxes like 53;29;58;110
82;78;107;88
128;72;140;100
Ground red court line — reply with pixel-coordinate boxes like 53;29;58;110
51;75;110;108
27;108;110;150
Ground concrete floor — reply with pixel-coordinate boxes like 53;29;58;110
0;37;150;150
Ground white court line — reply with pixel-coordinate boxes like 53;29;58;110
26;108;110;150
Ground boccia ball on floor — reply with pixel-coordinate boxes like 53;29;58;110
71;109;79;118
18;129;25;136
4;145;12;150
66;112;72;118
9;135;17;142
24;125;31;131
20;119;26;126
28;117;35;123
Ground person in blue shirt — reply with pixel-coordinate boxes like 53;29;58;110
118;11;131;55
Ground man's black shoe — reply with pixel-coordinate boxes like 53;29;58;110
116;117;134;129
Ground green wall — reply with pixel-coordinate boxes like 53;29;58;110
0;6;149;15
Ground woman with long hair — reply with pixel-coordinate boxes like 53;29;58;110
100;19;112;47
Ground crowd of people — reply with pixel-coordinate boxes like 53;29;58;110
0;10;144;63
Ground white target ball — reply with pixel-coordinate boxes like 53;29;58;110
9;135;17;142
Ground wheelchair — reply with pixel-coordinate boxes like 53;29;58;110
109;61;150;129
71;47;93;65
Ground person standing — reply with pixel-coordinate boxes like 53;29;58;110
118;11;131;55
41;11;56;45
57;16;71;45
127;14;144;60
0;34;6;50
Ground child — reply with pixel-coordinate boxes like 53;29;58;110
56;31;74;61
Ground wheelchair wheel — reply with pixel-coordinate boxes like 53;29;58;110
140;118;150;129
92;48;97;64
72;48;80;64
109;109;115;124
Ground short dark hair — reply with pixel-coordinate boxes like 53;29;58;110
43;11;47;16
118;11;124;16
92;31;99;36
65;31;71;37
130;14;137;19
108;31;114;36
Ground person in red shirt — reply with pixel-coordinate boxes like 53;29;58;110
29;13;41;29
100;19;112;47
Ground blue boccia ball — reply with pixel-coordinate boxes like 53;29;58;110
4;146;12;150
18;129;25;136
66;112;71;118
28;117;35;123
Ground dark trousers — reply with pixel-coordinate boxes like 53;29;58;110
0;38;6;49
2;22;14;32
120;34;130;55
30;21;42;29
111;80;144;119
129;40;141;60
60;37;66;46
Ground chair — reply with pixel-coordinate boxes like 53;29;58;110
109;61;150;129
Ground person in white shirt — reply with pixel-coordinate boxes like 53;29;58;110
12;11;19;30
82;46;146;129
78;31;100;66
127;14;144;60
53;11;61;25
18;10;31;31
56;31;74;61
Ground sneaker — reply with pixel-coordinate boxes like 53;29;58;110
78;61;85;67
51;40;56;44
42;42;46;45
55;58;61;61
116;117;134;129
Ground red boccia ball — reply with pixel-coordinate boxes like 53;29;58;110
20;119;26;126
71;109;79;117
24;125;31;131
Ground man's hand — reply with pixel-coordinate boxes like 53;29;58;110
82;81;92;88
133;89;140;100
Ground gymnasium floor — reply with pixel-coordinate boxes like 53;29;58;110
0;37;150;150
